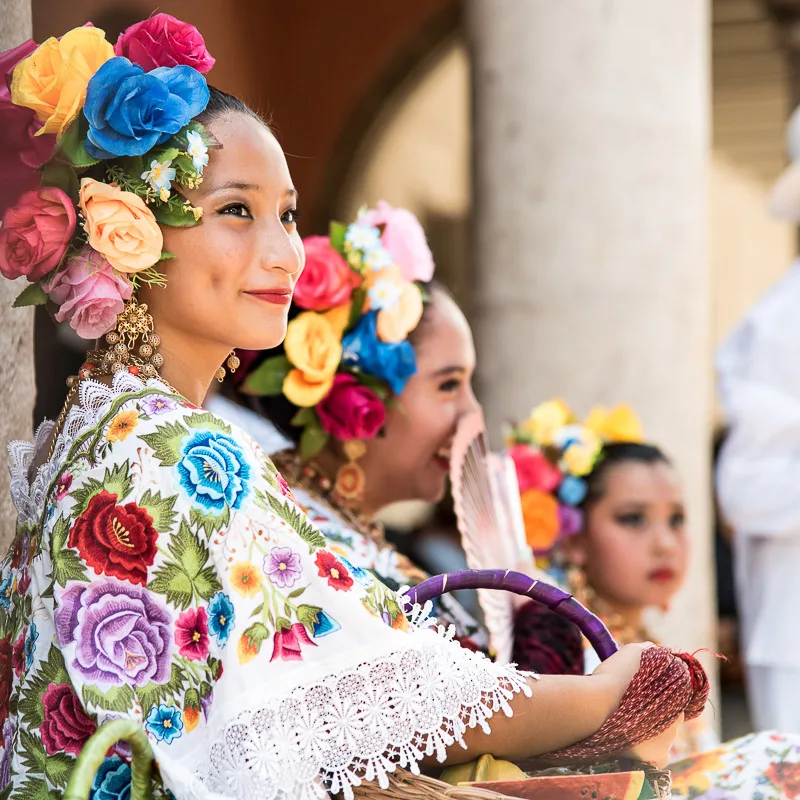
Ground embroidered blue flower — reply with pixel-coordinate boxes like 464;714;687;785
312;609;341;638
341;312;417;395
558;475;587;506
0;574;12;609
90;756;131;800
24;622;37;669
176;430;250;515
145;703;184;744
84;57;209;159
207;591;235;647
339;557;374;588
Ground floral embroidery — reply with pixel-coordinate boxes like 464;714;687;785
0;642;11;727
230;561;261;598
145;703;184;744
23;623;37;669
91;756;133;800
270;623;317;662
174;606;209;661
315;550;353;591
141;395;178;416
207;591;234;647
0;576;11;610
264;545;302;589
55;471;73;501
106;410;139;442
40;682;96;755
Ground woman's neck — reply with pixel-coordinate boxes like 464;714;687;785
591;592;649;644
156;329;229;407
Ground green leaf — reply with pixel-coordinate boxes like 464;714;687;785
136;663;187;718
353;371;390;400
291;407;317;428
297;604;322;634
186;411;231;435
141;420;189;467
69;477;105;518
267;493;326;552
155;147;180;164
18;729;47;776
82;683;134;713
189;503;230;537
287;586;305;599
171;521;210;577
138;489;178;532
39;162;79;202
240;355;291;396
299;424;328;460
184;687;201;711
57;116;99;168
52;545;87;587
44;752;76;788
18;647;69;729
208;657;222;680
14;778;51;800
148;562;193;610
104;461;133;500
243;622;270;646
12;283;48;308
200;679;213;699
329;220;347;253
275;616;291;632
347;287;367;329
152;201;200;227
192;565;222;602
158;251;176;262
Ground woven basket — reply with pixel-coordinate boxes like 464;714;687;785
67;569;631;800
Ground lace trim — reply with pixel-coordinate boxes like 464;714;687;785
179;625;531;800
7;373;176;526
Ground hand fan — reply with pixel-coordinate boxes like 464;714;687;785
449;408;537;663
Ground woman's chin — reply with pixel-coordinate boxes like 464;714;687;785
234;320;289;352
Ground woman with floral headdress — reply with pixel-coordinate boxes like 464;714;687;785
506;400;800;799
0;14;682;800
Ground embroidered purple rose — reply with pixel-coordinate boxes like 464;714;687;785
55;579;172;686
141;395;178;416
264;546;302;589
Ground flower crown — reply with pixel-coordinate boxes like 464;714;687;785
239;201;435;458
0;15;217;340
505;400;644;558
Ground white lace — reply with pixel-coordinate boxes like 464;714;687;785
174;624;531;800
7;372;175;526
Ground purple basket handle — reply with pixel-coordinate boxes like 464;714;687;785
404;568;618;662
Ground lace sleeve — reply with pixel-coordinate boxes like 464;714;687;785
36;391;529;800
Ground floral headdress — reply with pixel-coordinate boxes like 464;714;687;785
0;15;216;341
505;400;644;559
239;201;435;458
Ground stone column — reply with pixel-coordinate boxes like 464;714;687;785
0;0;36;550
468;0;714;662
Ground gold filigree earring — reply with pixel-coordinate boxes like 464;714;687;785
333;440;367;504
215;350;240;383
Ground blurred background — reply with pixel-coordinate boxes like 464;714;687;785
19;0;800;739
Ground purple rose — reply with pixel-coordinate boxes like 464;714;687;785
56;579;172;687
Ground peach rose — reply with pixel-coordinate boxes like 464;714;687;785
79;178;162;273
377;282;423;343
283;311;342;407
11;26;114;136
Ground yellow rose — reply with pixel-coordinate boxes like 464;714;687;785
79;178;163;273
11;26;114;136
523;399;572;446
584;404;644;443
322;302;352;338
377;282;423;343
282;311;342;407
562;440;599;477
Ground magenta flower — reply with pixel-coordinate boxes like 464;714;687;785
264;546;302;589
270;623;316;662
174;606;210;661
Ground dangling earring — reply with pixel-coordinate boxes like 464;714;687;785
215;350;240;383
566;563;594;609
334;440;366;505
93;296;163;379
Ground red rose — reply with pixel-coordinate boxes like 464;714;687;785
766;761;800;797
294;236;361;310
317;374;386;441
114;13;215;73
68;491;158;586
314;550;353;591
11;632;24;677
509;445;562;493
40;682;96;756
0;639;12;726
0;186;76;282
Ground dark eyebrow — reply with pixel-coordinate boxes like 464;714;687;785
431;366;466;378
207;183;299;198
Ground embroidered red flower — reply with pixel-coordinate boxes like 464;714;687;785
175;606;210;661
270;623;317;662
766;761;800;797
0;639;12;726
68;491;158;585
314;550;353;591
40;682;97;755
11;631;25;677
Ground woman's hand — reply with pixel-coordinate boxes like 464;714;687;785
590;642;653;710
624;714;684;769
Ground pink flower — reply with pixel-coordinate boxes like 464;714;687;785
114;13;215;73
509;445;562;493
317;374;386;440
358;201;434;283
294;236;361;310
46;248;132;340
174;606;210;661
558;504;583;537
270;623;316;662
55;472;73;501
0;39;55;217
0;187;76;282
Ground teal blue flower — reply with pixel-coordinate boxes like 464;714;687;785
558;475;587;506
0;574;12;609
207;591;235;647
145;703;183;744
24;622;37;668
90;756;131;800
312;610;341;638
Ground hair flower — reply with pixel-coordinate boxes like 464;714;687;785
185;130;209;175
141;159;176;195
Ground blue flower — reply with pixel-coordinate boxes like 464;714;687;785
84;57;209;159
207;591;235;647
176;430;251;515
0;574;12;609
341;312;417;395
339;557;374;588
90;756;131;800
24;622;37;669
312;610;341;638
558;475;587;506
145;703;184;744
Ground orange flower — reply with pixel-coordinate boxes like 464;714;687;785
11;27;114;136
282;311;342;407
183;706;200;733
105;410;138;443
230;561;262;598
520;489;560;553
237;635;259;665
79;178;163;274
668;748;727;795
391;612;408;632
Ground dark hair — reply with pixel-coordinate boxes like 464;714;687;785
581;441;671;508
196;86;268;129
229;279;454;445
